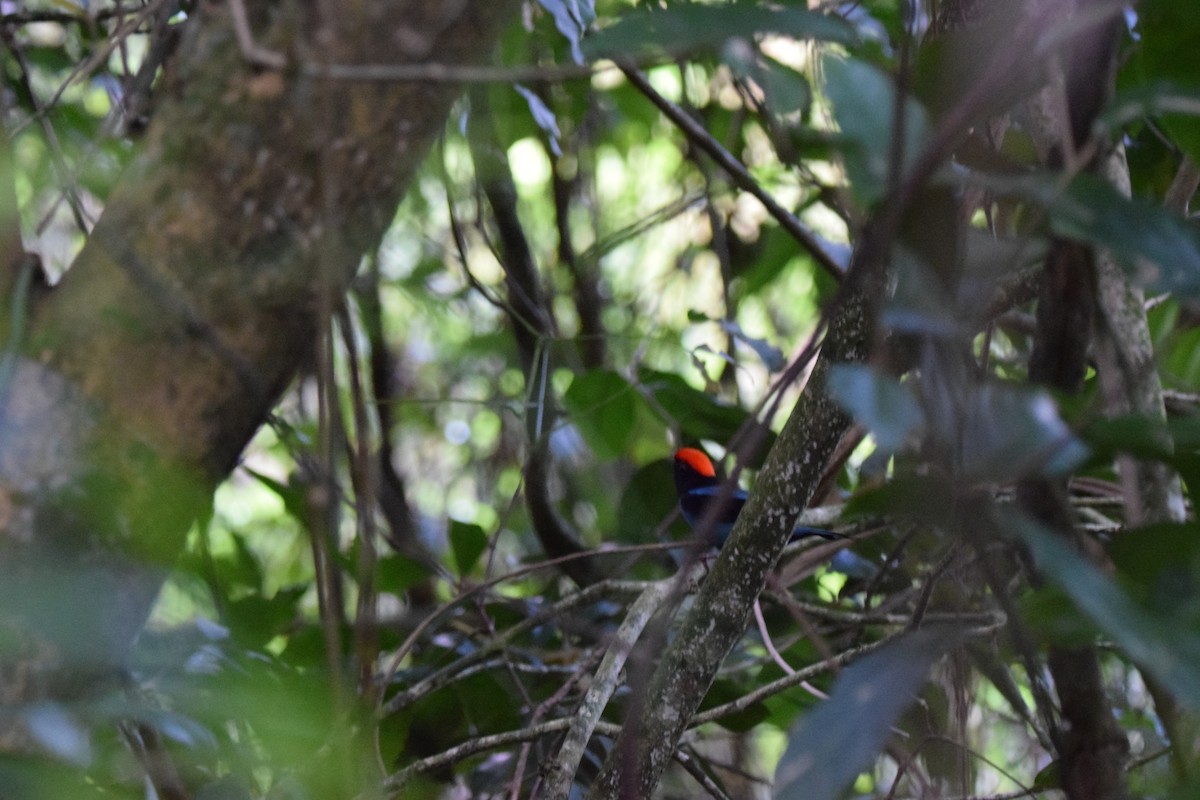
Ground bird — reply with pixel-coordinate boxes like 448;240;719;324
672;447;844;547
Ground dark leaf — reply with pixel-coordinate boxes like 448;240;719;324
1131;0;1200;162
449;519;489;577
822;55;932;205
960;383;1088;481
1009;513;1200;709
775;629;960;800
563;368;638;458
975;172;1200;296
828;364;924;453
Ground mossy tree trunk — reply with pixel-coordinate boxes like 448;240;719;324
0;0;519;720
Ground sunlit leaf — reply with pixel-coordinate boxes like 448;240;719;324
584;5;855;59
822;55;932;205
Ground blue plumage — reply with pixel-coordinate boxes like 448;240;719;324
672;447;877;578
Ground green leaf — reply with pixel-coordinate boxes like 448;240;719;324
1053;174;1200;295
1162;327;1200;387
1009;513;1200;709
976;172;1200;296
615;459;678;545
244;467;310;527
584;6;855;59
1107;522;1200;618
822;55;933;205
563;368;638;458
775;629;960;800
449;519;488;577
639;367;768;449
884;247;961;336
1019;585;1098;649
1132;0;1200;162
228;532;265;593
1100;81;1200;135
377;553;434;595
842;472;957;528
722;47;812;122
226;587;306;648
828;364;924;453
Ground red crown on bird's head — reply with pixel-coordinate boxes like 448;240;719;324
673;447;716;478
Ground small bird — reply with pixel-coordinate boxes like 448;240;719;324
672;447;844;547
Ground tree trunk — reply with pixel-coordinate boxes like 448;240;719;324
0;0;519;725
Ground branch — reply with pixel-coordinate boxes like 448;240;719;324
543;565;704;797
619;66;846;282
586;282;871;799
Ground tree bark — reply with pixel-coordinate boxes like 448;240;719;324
0;0;519;720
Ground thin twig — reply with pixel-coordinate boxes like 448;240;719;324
619;65;845;282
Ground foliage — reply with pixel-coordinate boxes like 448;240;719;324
5;0;1200;798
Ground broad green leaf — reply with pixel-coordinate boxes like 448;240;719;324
976;172;1200;296
775;629;960;800
1106;522;1200;621
449;519;488;577
1132;0;1200;162
1009;513;1200;709
822;55;933;205
377;553;434;595
1100;81;1200;135
842;472;956;527
722;46;812;122
1051;174;1200;295
584;6;855;59
639;368;769;449
827;364;924;453
563;368;638;458
244;467;310;527
615;459;678;545
226;587;306;648
1162;327;1200;387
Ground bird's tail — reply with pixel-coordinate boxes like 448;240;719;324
789;526;845;542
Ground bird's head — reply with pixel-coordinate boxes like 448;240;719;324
673;447;719;496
